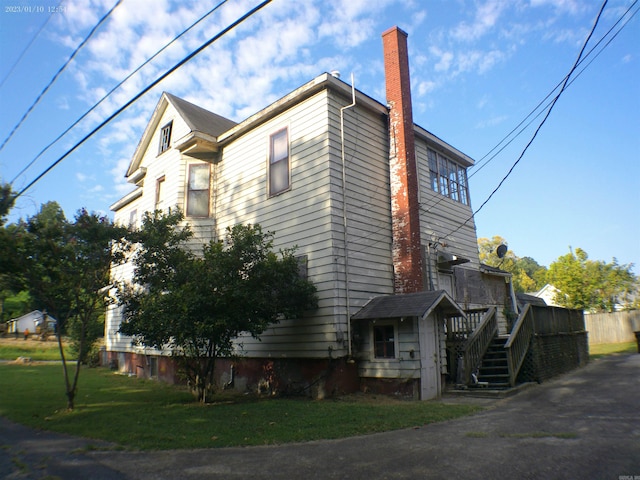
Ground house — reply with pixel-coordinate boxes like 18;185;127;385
8;310;56;336
105;27;525;399
532;284;562;307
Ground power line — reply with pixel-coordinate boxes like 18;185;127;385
0;0;123;153
352;0;634;257
10;0;228;185
469;0;638;179
419;0;638;216
0;2;61;89
13;0;272;201
436;0;610;245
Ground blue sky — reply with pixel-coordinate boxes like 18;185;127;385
1;0;638;272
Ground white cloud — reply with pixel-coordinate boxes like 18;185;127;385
452;0;506;41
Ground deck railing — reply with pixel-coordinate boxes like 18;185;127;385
446;309;487;341
461;307;497;385
504;303;535;387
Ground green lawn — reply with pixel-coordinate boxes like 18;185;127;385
589;341;637;359
0;364;481;450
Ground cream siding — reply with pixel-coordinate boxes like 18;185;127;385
106;78;486;370
212;88;394;359
106;104;215;354
356;318;421;379
415;136;480;295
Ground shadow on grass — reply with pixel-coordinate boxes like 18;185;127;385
1;364;482;450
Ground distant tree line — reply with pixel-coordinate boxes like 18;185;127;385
478;236;638;312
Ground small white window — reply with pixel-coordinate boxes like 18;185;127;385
158;121;172;154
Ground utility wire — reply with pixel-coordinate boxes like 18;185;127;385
420;0;637;216
13;0;272;201
469;0;638;178
354;0;633;255
436;0;610;245
0;0;123;153
10;0;228;185
0;2;62;89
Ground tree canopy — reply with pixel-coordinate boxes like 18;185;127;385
15;202;127;409
115;210;318;402
477;236;547;293
547;247;637;312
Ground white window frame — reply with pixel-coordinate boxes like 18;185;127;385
268;127;290;197
158;121;173;154
155;176;166;209
427;148;470;206
186;163;210;217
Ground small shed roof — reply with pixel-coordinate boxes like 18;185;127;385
352;290;465;321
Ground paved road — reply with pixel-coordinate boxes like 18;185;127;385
2;354;639;479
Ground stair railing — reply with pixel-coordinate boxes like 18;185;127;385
504;303;534;387
461;307;497;386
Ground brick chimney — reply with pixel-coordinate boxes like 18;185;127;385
382;26;423;294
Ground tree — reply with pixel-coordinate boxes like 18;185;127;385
0;183;24;322
115;210;318;402
18;203;127;409
477;236;547;293
547;247;636;312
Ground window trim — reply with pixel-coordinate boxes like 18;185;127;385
428;148;470;206
155;175;166;209
158;121;173;155
371;321;399;360
186;163;211;218
268;127;291;197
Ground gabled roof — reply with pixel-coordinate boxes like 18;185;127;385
164;93;237;138
351;290;465;321
126;92;236;178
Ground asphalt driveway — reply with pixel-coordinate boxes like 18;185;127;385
2;353;639;479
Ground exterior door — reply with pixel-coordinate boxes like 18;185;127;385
418;313;441;400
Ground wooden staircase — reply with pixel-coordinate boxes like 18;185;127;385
472;336;511;389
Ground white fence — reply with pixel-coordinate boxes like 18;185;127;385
585;311;640;345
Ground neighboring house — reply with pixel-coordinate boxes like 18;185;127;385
532;284;562;307
105;27;518;399
8;310;56;335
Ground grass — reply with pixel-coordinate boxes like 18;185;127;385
0;364;481;450
589;341;636;359
0;337;73;361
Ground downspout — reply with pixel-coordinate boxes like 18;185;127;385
340;74;356;358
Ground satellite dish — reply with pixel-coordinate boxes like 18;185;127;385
496;244;508;259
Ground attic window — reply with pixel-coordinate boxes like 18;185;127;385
427;148;469;206
159;121;173;154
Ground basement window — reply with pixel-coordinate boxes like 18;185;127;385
373;324;396;359
428;148;469;206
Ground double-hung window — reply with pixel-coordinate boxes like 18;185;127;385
186;164;210;217
268;128;290;196
428;148;470;206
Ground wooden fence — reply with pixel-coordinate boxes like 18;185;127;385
585;311;640;345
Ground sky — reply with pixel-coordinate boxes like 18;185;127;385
0;0;638;273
